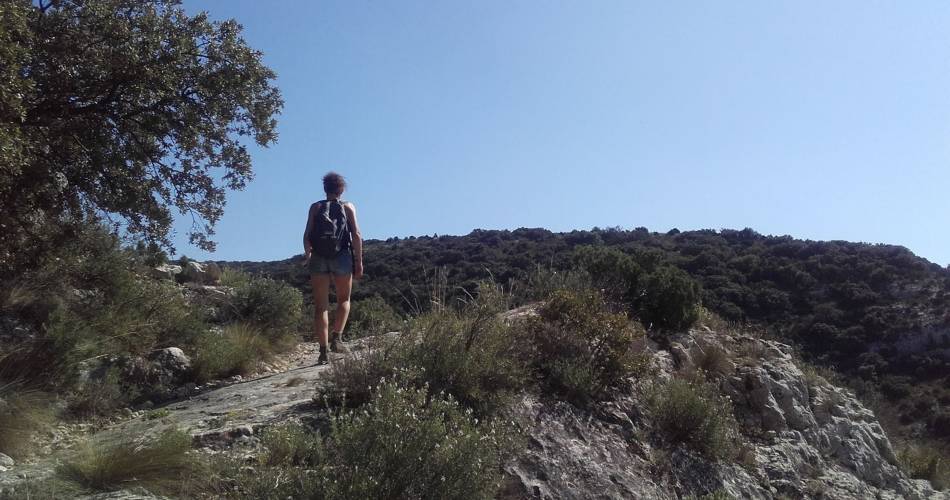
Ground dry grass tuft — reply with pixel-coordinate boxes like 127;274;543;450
57;428;195;492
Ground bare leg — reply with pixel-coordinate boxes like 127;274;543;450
311;274;331;346
332;273;353;335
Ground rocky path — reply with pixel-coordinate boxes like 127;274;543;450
111;338;378;446
0;338;375;494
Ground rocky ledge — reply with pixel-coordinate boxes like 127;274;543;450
505;327;947;499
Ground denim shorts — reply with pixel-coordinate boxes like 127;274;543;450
308;251;353;276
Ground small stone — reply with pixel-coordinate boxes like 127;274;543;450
0;453;13;467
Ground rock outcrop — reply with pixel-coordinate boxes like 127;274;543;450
178;261;221;285
3;323;945;499
505;328;946;499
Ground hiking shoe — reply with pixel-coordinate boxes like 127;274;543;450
329;331;350;354
316;347;329;365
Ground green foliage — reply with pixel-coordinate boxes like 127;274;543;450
1;0;282;263
573;245;642;297
191;323;271;383
219;266;252;288
226;275;303;342
526;289;645;405
225;226;950;447
323;283;528;417
0;227;207;390
345;295;404;338
258;422;326;467
57;428;195;493
327;380;513;499
572;246;700;331
648;378;741;461
213;381;514;500
639;266;701;331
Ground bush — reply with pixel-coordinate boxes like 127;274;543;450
638;266;701;332
345;295;404;338
227;275;303;341
327;379;514;499
322;283;528;417
321;340;407;408
571;246;701;332
216;381;515;500
57;428;195;493
258;422;326;467
648;378;740;460
192;323;271;383
572;246;642;299
525;289;645;406
512;265;593;304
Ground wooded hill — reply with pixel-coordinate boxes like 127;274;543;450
220;226;950;445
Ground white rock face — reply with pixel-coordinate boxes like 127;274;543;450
148;347;192;382
178;261;221;284
148;264;182;280
506;329;947;500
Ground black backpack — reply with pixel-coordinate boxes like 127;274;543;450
309;200;350;258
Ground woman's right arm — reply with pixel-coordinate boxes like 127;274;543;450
303;203;317;259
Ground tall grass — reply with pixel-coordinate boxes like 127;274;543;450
57;428;195;493
897;441;948;490
192;323;271;383
0;381;53;458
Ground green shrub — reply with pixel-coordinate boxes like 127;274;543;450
192;323;271;383
0;228;208;411
513;265;593;304
0;382;53;458
321;340;407;407
326;379;514;499
218;267;252;288
573;246;642;298
525;289;644;405
216;381;515;500
227;275;303;341
897;441;949;490
58;428;195;492
258;422;326;467
648;378;740;460
638;266;701;332
571;247;700;332
345;295;404;338
322;283;528;417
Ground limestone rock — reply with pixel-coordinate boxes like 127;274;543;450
0;453;12;467
148;264;182;280
147;347;192;384
178;261;221;284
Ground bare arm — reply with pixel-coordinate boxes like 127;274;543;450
345;202;363;278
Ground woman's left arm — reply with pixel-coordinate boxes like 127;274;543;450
345;202;363;279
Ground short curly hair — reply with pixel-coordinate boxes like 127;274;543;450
322;172;346;196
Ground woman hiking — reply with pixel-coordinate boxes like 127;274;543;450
303;172;364;365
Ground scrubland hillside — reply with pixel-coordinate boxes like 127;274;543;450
1;225;948;498
227;226;950;453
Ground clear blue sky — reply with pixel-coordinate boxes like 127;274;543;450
175;1;950;266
